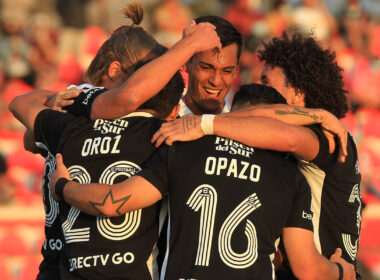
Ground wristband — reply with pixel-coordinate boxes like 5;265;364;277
200;114;215;135
335;262;343;280
55;178;69;201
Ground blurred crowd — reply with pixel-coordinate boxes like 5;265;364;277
0;0;380;277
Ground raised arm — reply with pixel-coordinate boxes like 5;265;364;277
90;21;222;120
49;154;162;217
283;227;355;280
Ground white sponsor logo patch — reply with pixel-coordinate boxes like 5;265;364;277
69;251;135;271
302;211;313;220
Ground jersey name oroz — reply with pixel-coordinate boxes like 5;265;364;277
79;119;129;157
215;136;254;158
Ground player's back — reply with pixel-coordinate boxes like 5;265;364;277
35;110;162;279
140;135;313;280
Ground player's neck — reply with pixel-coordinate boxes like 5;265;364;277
182;95;224;116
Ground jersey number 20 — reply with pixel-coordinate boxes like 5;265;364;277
62;161;142;243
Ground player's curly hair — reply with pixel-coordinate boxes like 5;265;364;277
258;32;349;119
86;2;160;85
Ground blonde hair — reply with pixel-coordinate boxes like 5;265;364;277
85;2;159;85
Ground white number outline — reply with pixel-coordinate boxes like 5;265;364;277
187;185;262;269
61;161;141;243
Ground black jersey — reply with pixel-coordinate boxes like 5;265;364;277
138;136;313;280
298;125;362;266
35;84;107;279
34;108;163;280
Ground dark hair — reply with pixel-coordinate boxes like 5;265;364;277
195;16;243;63
0;154;6;174
232;83;286;111
258;31;348;118
136;57;184;119
85;2;160;85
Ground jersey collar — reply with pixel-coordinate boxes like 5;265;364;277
120;112;154;119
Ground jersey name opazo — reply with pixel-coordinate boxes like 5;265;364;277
139;136;313;280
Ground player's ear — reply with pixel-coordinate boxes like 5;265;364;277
293;90;306;106
108;61;122;80
184;57;195;74
165;104;180;121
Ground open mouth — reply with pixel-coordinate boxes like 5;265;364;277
204;87;222;97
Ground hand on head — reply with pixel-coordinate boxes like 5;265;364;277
182;20;222;53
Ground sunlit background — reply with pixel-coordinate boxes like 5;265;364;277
0;0;379;279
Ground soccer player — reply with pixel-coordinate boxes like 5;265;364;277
177;15;242;116
19;3;169;279
47;84;355;280
21;3;167;279
72;15;242;120
9;5;221;280
153;32;362;278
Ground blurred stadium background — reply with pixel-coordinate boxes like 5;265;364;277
0;0;379;279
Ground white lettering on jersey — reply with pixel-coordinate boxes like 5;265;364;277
302;211;313;220
187;185;261;269
81;87;104;105
81;135;121;156
215;137;254;158
187;185;217;266
342;184;362;261
219;193;261;269
36;142;59;228
62;162;143;246
69;251;135;272
93;119;129;134
43;238;63;251
205;157;261;182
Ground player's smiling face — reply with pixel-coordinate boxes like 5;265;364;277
185;43;238;114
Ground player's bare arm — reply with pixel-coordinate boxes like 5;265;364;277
153;104;347;162
231;104;348;161
49;154;162;217
90;21;222;120
283;227;355;280
19;89;82;154
152;113;319;161
9;89;81;132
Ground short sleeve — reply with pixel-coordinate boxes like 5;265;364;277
308;124;335;167
137;145;172;196
64;87;107;118
34;109;76;154
308;125;359;176
285;170;314;232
